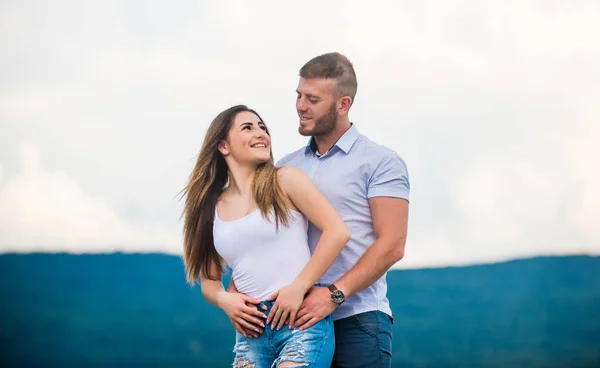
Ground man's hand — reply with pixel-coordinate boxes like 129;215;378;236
292;286;337;330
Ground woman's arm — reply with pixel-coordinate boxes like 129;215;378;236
200;259;267;337
267;166;350;329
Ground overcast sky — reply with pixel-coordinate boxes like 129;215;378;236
1;0;598;268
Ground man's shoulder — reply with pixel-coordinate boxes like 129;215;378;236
353;134;405;163
353;133;410;198
276;146;306;167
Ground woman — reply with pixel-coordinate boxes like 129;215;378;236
181;105;350;367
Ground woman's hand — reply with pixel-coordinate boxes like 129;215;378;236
216;291;266;338
266;282;307;330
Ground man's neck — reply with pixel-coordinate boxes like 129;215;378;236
314;120;352;155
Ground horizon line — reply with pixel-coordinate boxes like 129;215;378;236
1;251;597;271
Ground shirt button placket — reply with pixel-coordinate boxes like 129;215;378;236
307;156;322;179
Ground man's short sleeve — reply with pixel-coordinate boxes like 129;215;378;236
367;152;410;200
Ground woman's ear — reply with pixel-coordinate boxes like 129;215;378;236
218;141;229;156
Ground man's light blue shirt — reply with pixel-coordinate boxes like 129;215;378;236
276;124;410;321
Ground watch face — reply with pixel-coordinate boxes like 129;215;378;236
331;289;345;304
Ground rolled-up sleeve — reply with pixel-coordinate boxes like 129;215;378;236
367;152;410;200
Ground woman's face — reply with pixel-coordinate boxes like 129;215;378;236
221;110;271;166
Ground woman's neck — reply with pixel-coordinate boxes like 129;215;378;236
226;162;256;197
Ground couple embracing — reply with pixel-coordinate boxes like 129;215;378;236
182;52;410;368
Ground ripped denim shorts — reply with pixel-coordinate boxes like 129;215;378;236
232;300;334;368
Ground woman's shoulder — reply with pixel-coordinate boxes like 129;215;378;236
276;166;316;203
276;165;308;186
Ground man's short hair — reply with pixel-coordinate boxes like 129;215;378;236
299;52;357;103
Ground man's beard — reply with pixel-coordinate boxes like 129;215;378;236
299;102;337;137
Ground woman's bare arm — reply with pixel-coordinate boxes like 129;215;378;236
267;166;350;329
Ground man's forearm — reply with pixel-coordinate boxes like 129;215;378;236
335;237;405;298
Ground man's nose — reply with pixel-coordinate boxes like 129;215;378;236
296;97;307;112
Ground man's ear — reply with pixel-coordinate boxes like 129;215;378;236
218;141;229;156
338;96;353;116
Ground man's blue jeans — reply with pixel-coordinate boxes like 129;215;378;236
332;310;393;367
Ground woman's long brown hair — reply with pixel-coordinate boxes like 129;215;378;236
181;105;290;284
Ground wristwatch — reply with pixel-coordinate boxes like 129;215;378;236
328;284;345;305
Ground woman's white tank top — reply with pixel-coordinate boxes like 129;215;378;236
213;207;311;300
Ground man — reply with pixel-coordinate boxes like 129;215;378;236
277;52;410;367
230;52;410;367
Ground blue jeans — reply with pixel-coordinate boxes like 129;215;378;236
232;300;335;367
332;311;393;368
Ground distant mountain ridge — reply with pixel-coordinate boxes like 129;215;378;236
1;253;599;367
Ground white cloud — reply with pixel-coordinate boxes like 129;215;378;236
0;0;598;267
0;143;180;254
563;103;600;253
397;102;600;269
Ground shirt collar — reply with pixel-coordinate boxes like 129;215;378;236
305;123;360;155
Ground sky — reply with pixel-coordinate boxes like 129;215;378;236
0;0;599;268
